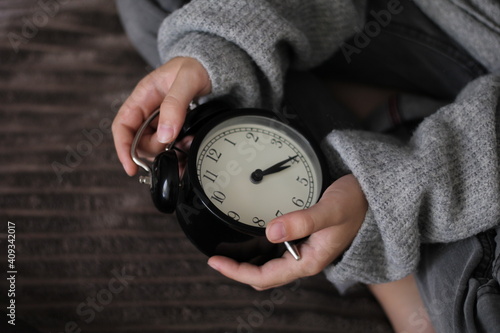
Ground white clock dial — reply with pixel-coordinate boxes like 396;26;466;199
196;115;323;229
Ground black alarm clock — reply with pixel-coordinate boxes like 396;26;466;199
131;100;330;264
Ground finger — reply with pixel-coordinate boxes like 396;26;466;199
112;73;173;175
157;62;211;143
111;110;142;176
208;238;336;290
265;199;334;244
136;133;171;157
266;175;367;243
208;254;299;290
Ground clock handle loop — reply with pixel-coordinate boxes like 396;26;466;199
130;109;160;181
130;109;180;214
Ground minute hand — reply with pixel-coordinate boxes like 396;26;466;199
251;155;298;183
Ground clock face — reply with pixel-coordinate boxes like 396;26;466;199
194;114;323;230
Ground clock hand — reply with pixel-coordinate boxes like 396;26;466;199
250;155;298;183
262;154;299;175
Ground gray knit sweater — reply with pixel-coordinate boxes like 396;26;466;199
157;0;500;284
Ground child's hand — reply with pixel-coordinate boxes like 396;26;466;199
207;174;367;290
112;57;211;176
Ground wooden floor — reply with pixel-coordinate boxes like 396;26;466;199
0;1;391;332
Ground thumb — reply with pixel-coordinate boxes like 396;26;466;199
265;174;367;243
265;199;333;244
156;58;211;144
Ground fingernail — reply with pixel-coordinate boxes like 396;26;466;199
207;260;220;272
267;221;286;242
157;124;174;143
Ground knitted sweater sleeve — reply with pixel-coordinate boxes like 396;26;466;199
157;0;500;286
324;0;500;284
323;75;500;284
156;0;364;109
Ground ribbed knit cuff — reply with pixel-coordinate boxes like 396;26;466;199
322;75;500;285
321;130;423;284
158;31;263;108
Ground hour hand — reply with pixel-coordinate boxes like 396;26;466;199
251;155;298;183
